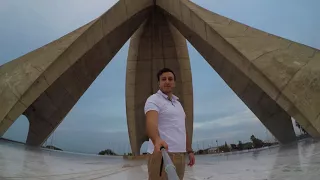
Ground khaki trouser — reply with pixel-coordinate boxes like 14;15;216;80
148;152;186;180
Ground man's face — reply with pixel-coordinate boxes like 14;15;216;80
159;72;175;94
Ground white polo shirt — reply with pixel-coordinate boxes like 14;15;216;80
144;90;186;154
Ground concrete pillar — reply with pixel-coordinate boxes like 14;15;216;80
126;8;193;155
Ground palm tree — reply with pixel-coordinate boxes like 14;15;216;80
295;121;310;135
295;121;302;134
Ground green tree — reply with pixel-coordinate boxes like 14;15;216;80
218;142;230;152
237;141;244;150
243;142;253;149
230;144;237;150
295;121;302;134
98;149;117;156
250;135;264;148
45;145;63;151
295;121;309;135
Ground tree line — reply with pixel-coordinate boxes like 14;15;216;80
195;135;278;155
98;121;310;156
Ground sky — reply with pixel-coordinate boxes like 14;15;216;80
1;0;319;155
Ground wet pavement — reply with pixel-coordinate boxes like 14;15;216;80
0;139;320;179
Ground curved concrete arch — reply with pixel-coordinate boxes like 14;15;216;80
0;0;153;145
157;0;320;138
126;8;193;155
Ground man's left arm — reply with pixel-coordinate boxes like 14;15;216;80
186;130;193;153
186;127;195;166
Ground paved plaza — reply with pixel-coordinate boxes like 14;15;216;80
0;139;320;179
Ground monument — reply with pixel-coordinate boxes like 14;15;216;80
0;0;319;155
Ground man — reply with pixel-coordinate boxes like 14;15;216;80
144;68;195;180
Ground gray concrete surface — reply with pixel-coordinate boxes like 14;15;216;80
0;139;320;180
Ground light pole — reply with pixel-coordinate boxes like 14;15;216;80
216;140;219;153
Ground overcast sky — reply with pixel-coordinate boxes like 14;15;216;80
1;0;319;155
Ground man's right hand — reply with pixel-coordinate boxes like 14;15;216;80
154;138;168;153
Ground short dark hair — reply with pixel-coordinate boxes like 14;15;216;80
157;68;176;81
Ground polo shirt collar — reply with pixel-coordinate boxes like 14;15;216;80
157;90;179;101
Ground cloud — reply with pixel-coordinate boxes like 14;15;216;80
0;0;119;65
191;109;268;147
193;95;247;122
0;2;9;11
50;130;130;154
192;119;268;147
57;110;128;133
192;0;320;49
194;110;258;130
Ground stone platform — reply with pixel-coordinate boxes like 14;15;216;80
0;139;320;180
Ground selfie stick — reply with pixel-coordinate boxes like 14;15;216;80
160;146;180;180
